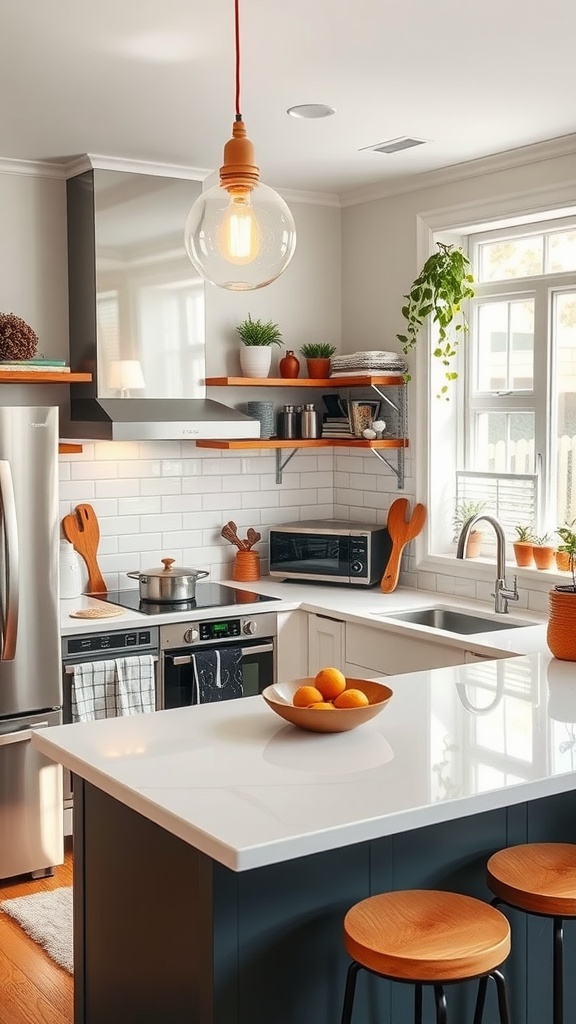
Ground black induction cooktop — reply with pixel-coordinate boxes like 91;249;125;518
97;582;280;617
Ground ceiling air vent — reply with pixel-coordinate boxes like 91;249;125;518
362;137;428;155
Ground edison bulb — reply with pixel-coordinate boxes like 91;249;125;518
185;180;296;291
217;189;261;265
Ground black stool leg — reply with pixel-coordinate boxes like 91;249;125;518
341;961;362;1024
553;917;564;1024
473;975;488;1024
433;984;447;1024
491;969;511;1024
414;982;423;1024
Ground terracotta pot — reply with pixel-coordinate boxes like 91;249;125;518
547;587;576;661
232;549;261;582
556;550;572;572
533;545;556;570
305;357;330;379
279;350;300;379
465;530;482;558
513;541;534;567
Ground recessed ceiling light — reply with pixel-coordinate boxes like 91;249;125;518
287;104;336;120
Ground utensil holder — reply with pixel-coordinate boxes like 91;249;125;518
232;550;261;582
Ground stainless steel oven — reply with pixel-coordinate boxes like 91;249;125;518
159;612;277;709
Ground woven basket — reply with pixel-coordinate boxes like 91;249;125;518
547;588;576;661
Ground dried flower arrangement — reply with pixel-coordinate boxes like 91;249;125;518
0;312;38;360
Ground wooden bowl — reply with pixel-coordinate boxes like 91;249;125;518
261;677;393;733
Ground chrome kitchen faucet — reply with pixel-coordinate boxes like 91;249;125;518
456;513;520;614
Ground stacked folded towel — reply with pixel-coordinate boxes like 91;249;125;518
329;350;407;376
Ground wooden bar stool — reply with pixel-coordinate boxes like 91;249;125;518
487;843;576;1024
341;889;511;1024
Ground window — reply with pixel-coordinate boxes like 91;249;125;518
455;217;576;538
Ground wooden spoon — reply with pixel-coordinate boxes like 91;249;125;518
62;503;107;594
245;528;261;550
221;522;248;550
381;498;427;593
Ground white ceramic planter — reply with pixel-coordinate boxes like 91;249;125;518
239;346;272;378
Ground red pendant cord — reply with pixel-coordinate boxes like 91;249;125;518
234;0;241;119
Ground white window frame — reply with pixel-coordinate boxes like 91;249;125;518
412;188;576;585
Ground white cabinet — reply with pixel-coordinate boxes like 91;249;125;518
308;614;345;675
276;610;309;683
345;623;470;677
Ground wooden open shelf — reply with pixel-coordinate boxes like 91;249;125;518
58;443;83;454
196;438;409;451
205;375;405;388
0;371;92;383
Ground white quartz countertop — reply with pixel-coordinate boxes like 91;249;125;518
60;578;548;659
35;650;576;872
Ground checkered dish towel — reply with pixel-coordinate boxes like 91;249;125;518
71;655;155;722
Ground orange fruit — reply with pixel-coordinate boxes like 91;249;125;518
334;688;369;709
293;685;324;708
309;701;335;709
314;667;346;701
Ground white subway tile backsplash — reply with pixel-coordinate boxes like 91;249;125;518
140;513;182;533
95;480;141;500
118;496;162;516
95;441;140;461
123;460;161;478
142;477;181;496
161;530;204;549
242;490;280;509
118;532;162;553
161;494;203;513
59;480;95;502
202;457;244;475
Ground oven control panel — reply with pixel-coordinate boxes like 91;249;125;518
63;628;159;656
161;611;278;649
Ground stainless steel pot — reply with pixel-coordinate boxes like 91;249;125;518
127;558;209;603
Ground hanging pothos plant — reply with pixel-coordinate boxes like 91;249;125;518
396;242;475;398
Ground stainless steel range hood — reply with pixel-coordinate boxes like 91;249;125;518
64;163;259;441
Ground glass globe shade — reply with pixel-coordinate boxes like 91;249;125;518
184;180;296;291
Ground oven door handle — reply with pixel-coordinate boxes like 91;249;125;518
65;656;158;674
240;643;274;656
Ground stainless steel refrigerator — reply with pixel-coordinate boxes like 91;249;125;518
0;406;63;879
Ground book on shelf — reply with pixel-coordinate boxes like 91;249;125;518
0;360;70;372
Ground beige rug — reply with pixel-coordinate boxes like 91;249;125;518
0;886;73;973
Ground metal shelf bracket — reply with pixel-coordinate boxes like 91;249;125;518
276;448;299;484
369;448;405;488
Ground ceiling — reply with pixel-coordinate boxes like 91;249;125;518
3;0;576;200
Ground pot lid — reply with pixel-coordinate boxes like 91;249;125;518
140;558;208;580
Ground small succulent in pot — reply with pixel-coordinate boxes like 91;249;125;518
300;343;337;380
236;314;282;347
300;343;337;359
0;312;38;361
514;524;535;543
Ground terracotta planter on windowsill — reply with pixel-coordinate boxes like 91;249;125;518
464;530;483;558
556;550;572;572
533;545;556;570
513;541;534;567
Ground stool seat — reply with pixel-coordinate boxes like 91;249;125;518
343;889;510;982
487;843;576;917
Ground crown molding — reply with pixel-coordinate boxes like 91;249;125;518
0;156;68;178
339;134;576;208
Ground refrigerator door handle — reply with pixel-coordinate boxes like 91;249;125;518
0;460;19;661
0;723;50;746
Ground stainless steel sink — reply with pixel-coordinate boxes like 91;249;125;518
379;606;536;635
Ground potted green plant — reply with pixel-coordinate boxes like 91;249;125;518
513;524;535;567
532;532;555;570
236;314;282;378
300;343;337;379
396;242;475;398
555;519;576;572
452;500;486;557
548;522;576;661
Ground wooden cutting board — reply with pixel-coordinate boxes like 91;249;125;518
381;498;427;593
62;504;107;594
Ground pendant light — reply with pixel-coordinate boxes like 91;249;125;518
184;0;297;291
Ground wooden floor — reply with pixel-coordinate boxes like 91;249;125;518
0;838;73;1024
